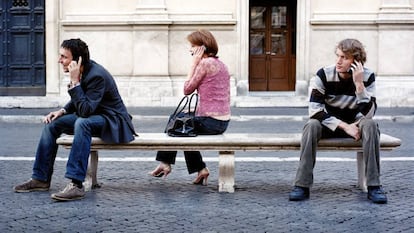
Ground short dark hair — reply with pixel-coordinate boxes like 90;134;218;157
336;38;367;64
60;38;90;66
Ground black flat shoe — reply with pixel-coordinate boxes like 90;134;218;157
289;186;310;201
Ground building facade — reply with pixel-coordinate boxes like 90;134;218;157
1;0;413;108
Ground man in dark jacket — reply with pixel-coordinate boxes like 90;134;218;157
14;38;136;201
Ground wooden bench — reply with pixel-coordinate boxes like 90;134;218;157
56;133;401;193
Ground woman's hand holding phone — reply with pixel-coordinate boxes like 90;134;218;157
187;46;206;80
191;46;205;56
191;46;205;65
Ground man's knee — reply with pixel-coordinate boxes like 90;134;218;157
302;119;322;139
360;119;380;142
360;119;378;132
74;117;91;131
43;120;62;136
304;119;322;131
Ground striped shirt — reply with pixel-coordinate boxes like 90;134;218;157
309;65;376;131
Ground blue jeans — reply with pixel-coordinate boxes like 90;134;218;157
156;116;229;174
32;113;105;182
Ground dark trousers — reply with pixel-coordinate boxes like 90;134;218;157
156;116;229;174
294;118;381;188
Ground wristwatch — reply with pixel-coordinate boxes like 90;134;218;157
67;81;80;89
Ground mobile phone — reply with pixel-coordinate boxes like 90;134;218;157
191;46;206;56
72;56;83;66
347;61;358;74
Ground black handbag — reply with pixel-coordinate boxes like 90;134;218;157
164;93;198;137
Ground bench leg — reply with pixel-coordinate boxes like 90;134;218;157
218;151;235;193
356;151;367;192
83;151;100;191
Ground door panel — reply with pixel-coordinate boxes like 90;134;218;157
249;57;267;90
0;0;45;96
0;3;5;86
269;58;288;90
249;0;296;92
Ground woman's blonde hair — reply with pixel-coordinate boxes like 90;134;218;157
187;29;219;57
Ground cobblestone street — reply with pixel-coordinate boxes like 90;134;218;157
0;107;413;232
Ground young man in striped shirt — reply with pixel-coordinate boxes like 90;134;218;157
289;38;387;204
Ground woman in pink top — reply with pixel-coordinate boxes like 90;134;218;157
149;29;231;185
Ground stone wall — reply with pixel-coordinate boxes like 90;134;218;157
1;0;412;108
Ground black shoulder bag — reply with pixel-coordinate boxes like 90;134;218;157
164;93;198;137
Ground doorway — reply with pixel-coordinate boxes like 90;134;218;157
249;0;296;91
0;0;46;96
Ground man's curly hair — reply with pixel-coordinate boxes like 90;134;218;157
336;38;367;65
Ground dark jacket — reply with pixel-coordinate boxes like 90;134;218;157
63;60;136;143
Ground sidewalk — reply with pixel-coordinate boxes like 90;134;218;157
1;107;413;123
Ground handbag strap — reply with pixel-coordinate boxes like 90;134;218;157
188;93;198;116
171;95;189;117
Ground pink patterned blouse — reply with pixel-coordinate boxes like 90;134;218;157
184;57;231;118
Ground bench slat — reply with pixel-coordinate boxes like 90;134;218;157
56;133;401;151
56;133;401;193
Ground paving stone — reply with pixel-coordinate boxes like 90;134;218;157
1;108;413;232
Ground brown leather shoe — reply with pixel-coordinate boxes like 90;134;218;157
14;179;50;193
51;182;85;201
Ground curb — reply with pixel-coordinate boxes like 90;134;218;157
1;114;413;124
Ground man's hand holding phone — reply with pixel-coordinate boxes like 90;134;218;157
68;56;82;86
351;60;365;93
